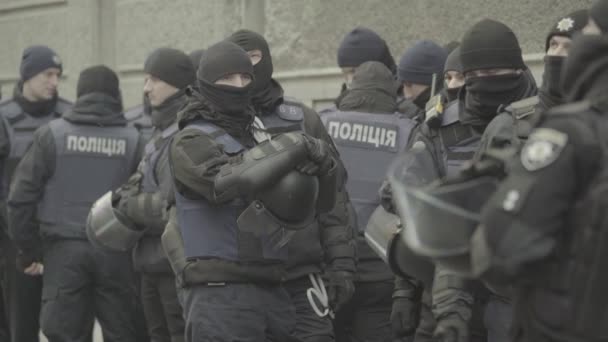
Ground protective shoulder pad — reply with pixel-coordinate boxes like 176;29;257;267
505;96;539;120
277;96;305;121
0;99;25;123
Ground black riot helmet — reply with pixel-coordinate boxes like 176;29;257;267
237;171;320;243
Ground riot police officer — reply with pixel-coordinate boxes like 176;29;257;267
335;27;398;105
113;48;194;342
8;65;142;342
471;21;608;342
478;9;588;159
321;61;418;342
0;45;71;342
396;40;448;120
227;29;356;342
167;40;337;341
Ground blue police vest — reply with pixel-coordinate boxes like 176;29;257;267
321;110;415;232
175;120;288;263
37;118;139;240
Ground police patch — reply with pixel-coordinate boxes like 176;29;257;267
520;128;567;171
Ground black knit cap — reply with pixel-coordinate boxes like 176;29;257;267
76;65;120;99
590;0;608;33
197;41;253;83
188;49;206;71
398;40;448;85
444;47;463;73
460;19;525;73
545;9;588;51
337;27;397;74
20;45;63;82
144;48;195;89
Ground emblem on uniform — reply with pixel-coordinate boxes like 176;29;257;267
52;55;62;66
556;17;575;32
520;128;567;171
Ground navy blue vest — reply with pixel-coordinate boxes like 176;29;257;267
321;110;415;232
175;120;288;263
38;118;139;239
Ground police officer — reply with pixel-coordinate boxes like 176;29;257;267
114;48;194;342
8;65;142;342
481;9;588;156
471;17;608;342
0;45;71;342
321;61;418;342
396;40;448;120
443;47;465;103
227;29;356;342
336;27;398;103
168;40;337;341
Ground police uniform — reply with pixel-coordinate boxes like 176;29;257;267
476;98;608;342
254;95;355;342
0;89;71;342
8;90;142;342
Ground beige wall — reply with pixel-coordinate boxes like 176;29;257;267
0;0;593;111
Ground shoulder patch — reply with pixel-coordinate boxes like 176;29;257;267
520;128;568;171
506;96;539;120
276;102;304;121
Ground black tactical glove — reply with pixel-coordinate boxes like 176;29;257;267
297;136;335;176
391;296;421;337
433;313;470;342
326;270;355;312
391;277;423;337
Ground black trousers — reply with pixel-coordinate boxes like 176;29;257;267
334;280;400;342
181;283;300;342
285;275;334;342
40;240;137;342
3;241;41;342
140;273;184;342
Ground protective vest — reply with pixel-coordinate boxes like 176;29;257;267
174;120;288;263
321;110;415;231
0;98;71;195
38;118;139;240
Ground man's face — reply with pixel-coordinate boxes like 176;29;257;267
402;82;428;100
143;74;179;107
465;68;521;79
444;71;465;89
341;67;356;88
583;18;602;35
547;36;572;57
23;67;60;101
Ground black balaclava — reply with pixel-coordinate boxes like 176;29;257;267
227;29;283;113
460;19;533;124
561;34;608;102
590;0;608;34
444;47;463;102
196;40;254;116
338;61;397;113
541;10;588;107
